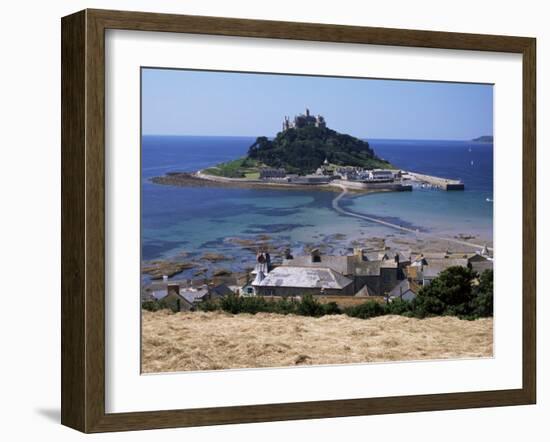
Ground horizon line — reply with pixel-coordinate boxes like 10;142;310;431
141;133;493;143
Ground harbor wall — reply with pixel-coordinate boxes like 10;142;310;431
407;171;464;190
332;180;412;191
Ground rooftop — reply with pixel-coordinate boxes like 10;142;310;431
422;258;470;278
282;255;353;275
254;266;353;290
388;279;420;298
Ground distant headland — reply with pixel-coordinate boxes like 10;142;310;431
471;135;493;143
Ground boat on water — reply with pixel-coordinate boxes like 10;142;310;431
486;197;493;202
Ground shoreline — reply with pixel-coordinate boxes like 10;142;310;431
151;168;462;193
144;169;491;282
150;171;490;250
151;172;352;193
150;170;414;194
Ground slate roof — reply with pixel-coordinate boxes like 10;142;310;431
209;283;234;298
471;260;494;274
254;266;353;290
180;288;209;304
354;261;382;276
282;255;353;275
388;279;419;298
422;258;469;278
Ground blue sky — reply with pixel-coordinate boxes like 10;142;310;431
142;68;493;140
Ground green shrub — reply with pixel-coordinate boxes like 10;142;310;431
141;300;160;312
385;298;412;315
414;266;477;317
470;269;493;317
296;294;326;317
158;298;179;313
219;294;270;314
197;300;220;312
345;301;386;319
269;297;299;315
410;266;494;319
321;301;342;316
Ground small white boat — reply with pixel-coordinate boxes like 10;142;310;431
486;198;493;202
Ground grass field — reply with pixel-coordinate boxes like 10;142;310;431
203;157;262;178
142;310;493;373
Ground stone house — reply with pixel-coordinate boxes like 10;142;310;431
280;248;410;296
252;265;354;297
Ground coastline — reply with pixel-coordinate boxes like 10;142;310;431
151;171;348;193
143;138;492;282
150;170;414;194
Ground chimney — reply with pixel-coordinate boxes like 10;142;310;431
253;270;265;286
354;247;366;261
167;283;180;297
311;248;321;263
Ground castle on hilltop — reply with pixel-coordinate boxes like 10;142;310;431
282;108;326;131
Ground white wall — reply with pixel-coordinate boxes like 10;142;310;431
0;0;547;440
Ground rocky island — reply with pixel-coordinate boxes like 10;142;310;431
203;108;391;178
151;109;463;193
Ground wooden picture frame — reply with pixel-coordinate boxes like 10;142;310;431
61;8;536;433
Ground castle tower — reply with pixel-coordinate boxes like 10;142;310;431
316;115;326;128
306;108;310;117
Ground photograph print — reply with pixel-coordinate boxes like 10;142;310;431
140;68;494;373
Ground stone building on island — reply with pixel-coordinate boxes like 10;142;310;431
282;108;326;131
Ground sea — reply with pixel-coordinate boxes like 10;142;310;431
141;135;493;279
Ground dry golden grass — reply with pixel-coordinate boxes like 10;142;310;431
141;310;493;373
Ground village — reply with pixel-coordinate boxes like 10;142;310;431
142;243;493;313
252;162;464;192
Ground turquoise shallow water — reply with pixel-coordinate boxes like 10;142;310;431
141;136;493;277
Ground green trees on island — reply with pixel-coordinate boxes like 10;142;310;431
202;125;392;178
247;125;391;174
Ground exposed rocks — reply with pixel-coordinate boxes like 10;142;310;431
141;261;195;280
193;268;208;277
455;233;477;240
225;237;257;247
201;252;233;262
225;237;271;253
